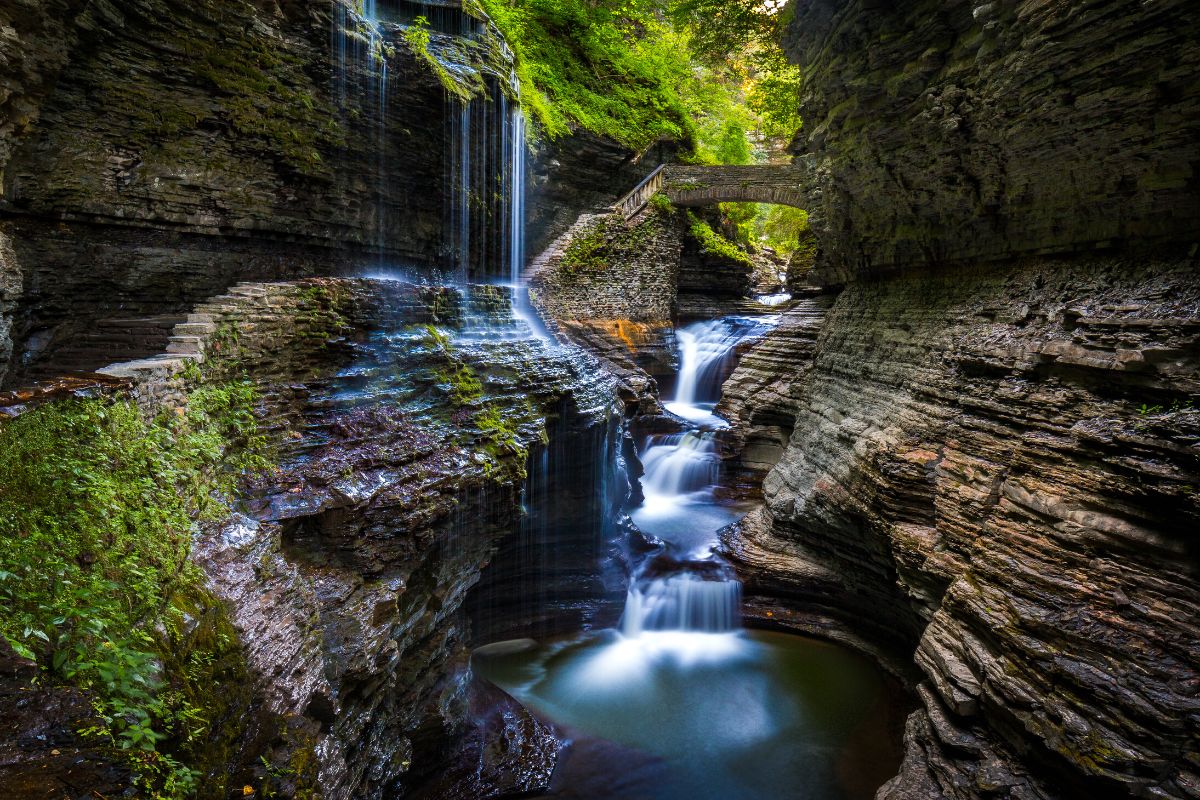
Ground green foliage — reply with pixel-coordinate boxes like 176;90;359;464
0;383;269;797
475;405;529;479
719;201;759;245
479;0;698;149
670;0;802;149
758;204;810;254
560;220;613;274
687;211;752;265
476;0;801;156
745;53;803;139
402;16;480;103
648;192;675;214
669;0;779;65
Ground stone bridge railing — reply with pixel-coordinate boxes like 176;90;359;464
613;164;666;219
659;164;808;209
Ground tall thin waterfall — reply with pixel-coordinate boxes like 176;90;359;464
331;1;392;266
507;103;526;287
442;90;529;285
446;100;473;283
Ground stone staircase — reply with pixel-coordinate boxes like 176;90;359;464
523;211;611;284
27;315;187;378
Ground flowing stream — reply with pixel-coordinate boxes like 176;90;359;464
476;317;904;799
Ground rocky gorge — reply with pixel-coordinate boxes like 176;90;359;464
0;0;1197;799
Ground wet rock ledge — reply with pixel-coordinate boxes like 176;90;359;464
0;278;627;799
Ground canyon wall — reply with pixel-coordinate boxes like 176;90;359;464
720;1;1200;798
0;279;625;799
784;0;1200;285
0;0;651;386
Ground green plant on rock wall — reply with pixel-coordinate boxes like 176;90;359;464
420;325;539;482
0;381;270;798
424;324;485;405
402;16;480;103
686;210;752;265
475;404;529;480
648;193;675;214
560;220;612;275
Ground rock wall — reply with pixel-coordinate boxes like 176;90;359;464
0;0;456;383
715;290;833;495
784;0;1200;285
187;280;623;799
712;4;1200;797
0;277;627;799
528;207;681;397
725;254;1200;799
0;0;649;386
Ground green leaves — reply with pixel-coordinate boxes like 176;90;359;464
479;0;697;149
0;382;267;797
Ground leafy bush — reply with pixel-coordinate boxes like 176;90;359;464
687;211;752;265
758;204;810;254
0;382;269;797
479;0;700;149
477;0;801;159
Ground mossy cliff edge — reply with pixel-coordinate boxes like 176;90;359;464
0;279;621;799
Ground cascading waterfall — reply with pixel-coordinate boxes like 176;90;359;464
622;315;778;632
639;432;720;504
621;573;741;636
665;316;775;425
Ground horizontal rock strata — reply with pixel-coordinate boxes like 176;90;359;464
784;0;1200;284
726;254;1200;799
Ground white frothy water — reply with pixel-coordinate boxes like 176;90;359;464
623;317;781;635
640;432;720;501
622;574;741;636
664;317;773;426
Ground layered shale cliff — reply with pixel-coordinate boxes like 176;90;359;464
0;280;627;799
719;1;1200;798
784;0;1200;286
0;0;657;386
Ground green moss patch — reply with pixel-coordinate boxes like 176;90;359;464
687;210;753;266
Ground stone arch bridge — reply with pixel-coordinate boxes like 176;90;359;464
613;163;808;218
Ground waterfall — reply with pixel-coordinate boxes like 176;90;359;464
666;316;775;426
621;574;741;636
331;1;397;268
639;432;720;502
507;101;526;288
622;314;780;635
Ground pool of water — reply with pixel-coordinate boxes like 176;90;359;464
473;629;905;800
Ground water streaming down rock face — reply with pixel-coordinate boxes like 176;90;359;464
620;315;778;635
621;573;741;636
441;88;530;284
331;1;394;267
